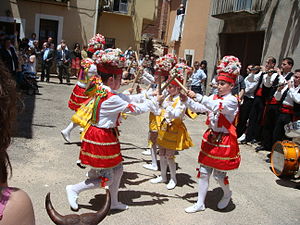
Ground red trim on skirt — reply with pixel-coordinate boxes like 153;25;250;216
68;84;89;111
199;129;240;171
80;125;122;169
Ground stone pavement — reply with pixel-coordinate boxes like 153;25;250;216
9;77;300;225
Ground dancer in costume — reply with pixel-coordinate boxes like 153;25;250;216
143;54;177;171
183;55;241;213
61;34;105;143
65;48;154;211
150;63;193;190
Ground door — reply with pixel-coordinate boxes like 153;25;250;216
39;19;58;48
0;21;20;36
219;31;265;75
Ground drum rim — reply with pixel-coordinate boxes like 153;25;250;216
271;141;300;177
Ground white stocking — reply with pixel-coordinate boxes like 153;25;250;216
150;144;158;167
216;177;231;196
167;158;177;183
196;170;211;207
71;178;100;194
109;164;123;206
64;122;78;133
160;156;168;181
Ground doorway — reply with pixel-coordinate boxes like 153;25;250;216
0;21;20;36
39;19;58;48
219;31;265;75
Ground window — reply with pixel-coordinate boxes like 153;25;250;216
113;0;128;13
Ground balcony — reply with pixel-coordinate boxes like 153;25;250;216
212;0;264;19
102;0;133;16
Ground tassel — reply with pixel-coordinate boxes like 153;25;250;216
99;176;109;188
196;168;201;178
224;176;229;185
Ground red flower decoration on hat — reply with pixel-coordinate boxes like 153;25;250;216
217;55;241;84
154;53;177;73
88;33;106;52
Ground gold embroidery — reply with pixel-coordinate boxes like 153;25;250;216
72;92;89;98
69;99;84;106
200;150;240;160
81;151;120;159
83;138;119;146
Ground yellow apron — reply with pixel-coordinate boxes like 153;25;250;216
157;96;193;151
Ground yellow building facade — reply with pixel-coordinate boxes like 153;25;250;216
1;0;158;51
166;0;211;66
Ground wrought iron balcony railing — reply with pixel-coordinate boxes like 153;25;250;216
212;0;264;19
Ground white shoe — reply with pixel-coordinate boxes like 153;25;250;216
150;176;166;184
110;202;129;210
142;149;151;156
61;130;71;143
237;134;246;142
166;179;177;190
217;191;232;209
185;204;205;213
143;164;158;171
66;185;78;210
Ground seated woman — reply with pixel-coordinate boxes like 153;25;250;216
0;60;35;225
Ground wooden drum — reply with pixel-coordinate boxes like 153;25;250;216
271;141;299;177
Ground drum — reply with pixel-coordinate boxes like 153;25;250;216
284;120;300;138
271;141;299;177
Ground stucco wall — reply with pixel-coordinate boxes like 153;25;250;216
166;0;211;63
4;0;96;47
98;0;157;52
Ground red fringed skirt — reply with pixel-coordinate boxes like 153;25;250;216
68;84;89;111
199;129;240;171
80;125;122;169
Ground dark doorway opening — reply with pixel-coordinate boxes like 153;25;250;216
39;19;58;48
219;31;265;75
0;21;20;36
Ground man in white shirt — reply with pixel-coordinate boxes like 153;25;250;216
190;61;206;95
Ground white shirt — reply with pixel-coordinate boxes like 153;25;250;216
93;85;153;128
274;84;300;106
152;94;186;124
244;72;262;98
264;72;286;88
185;93;238;133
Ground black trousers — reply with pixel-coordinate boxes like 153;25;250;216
261;104;280;150
41;61;51;81
245;96;265;142
273;113;293;144
58;62;70;83
236;96;254;137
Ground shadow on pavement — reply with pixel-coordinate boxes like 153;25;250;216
13;92;36;138
179;187;236;212
275;178;300;189
80;189;183;214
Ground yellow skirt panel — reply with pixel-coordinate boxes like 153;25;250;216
157;119;193;151
148;112;161;132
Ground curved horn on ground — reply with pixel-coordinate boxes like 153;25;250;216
45;189;111;225
94;188;111;224
45;192;66;225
